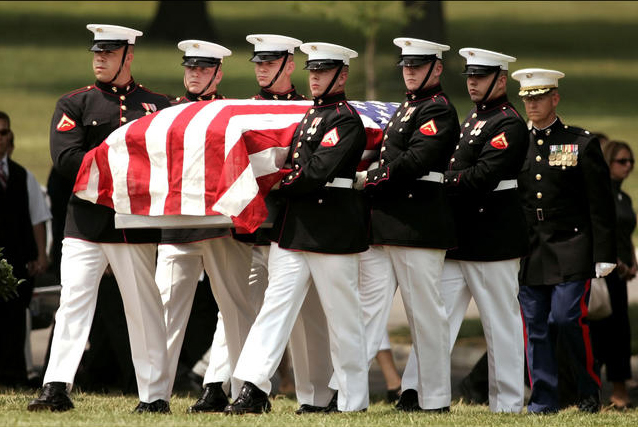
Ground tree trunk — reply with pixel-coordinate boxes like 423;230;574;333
403;1;446;43
146;1;216;43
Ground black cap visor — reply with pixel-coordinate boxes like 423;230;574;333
462;64;501;76
250;51;288;63
304;59;344;70
90;40;128;52
397;54;437;67
181;56;221;67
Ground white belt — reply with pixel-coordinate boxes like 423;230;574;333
417;171;444;184
493;179;518;191
325;177;354;188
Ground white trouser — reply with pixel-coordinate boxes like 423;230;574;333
288;283;334;406
385;246;450;409
201;244;333;405
198;245;267;395
327;246;397;393
44;238;169;402
403;258;524;412
233;243;369;411
358;247;397;364
155;236;252;398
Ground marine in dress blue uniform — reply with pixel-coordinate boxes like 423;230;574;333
227;42;369;414
362;38;459;412
512;68;616;414
28;24;173;413
437;48;529;413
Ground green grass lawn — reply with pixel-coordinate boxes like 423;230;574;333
1;390;638;427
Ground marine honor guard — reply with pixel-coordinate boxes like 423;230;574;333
225;42;369;414
173;40;230;104
362;38;459;412
248;34;307;101
28;24;172;413
154;41;261;409
440;48;529;412
157;39;233;401
512;68;616;414
246;34;336;414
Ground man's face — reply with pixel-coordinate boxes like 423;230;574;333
522;91;559;126
0;119;10;158
308;68;341;98
184;65;219;95
466;73;495;103
92;47;125;83
254;57;285;88
402;62;438;92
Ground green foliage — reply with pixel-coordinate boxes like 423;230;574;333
0;248;25;302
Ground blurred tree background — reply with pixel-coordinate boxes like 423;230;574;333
0;0;637;203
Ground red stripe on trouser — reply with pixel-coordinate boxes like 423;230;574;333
521;305;533;389
578;278;601;386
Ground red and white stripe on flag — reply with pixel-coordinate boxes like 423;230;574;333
74;99;387;232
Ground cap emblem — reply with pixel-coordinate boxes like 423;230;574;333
405;41;411;46
193;43;199;49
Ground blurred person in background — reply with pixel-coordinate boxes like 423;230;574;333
0;111;45;387
590;140;637;410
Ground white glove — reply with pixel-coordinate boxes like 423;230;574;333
354;171;367;190
595;262;616;278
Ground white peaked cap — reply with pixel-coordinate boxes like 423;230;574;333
300;42;358;65
246;34;302;54
393;37;450;59
511;68;565;96
178;40;232;59
87;24;142;44
459;47;516;70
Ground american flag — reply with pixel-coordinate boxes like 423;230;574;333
74;99;398;232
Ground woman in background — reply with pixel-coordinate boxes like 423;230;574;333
591;140;637;409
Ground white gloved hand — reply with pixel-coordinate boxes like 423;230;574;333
595;262;616;278
354;171;367;190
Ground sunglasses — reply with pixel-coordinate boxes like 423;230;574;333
0;129;11;136
614;158;635;166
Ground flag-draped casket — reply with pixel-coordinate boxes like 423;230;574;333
73;99;398;232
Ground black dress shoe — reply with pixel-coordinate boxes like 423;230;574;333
295;403;327;414
386;387;401;404
324;391;340;413
395;389;420;412
133;399;171;414
578;394;601;413
188;382;228;413
224;382;271;414
423;406;450;413
459;375;489;405
27;382;74;412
